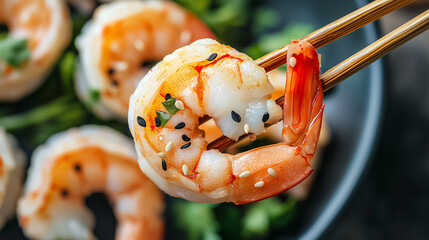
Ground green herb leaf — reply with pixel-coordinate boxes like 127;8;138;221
241;197;298;238
89;89;100;104
0;96;72;131
59;51;76;91
174;201;220;240
162;98;179;115
156;111;171;127
242;203;270;238
0;36;30;67
245;23;314;60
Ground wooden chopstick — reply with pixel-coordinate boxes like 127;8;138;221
255;0;414;72
322;9;429;91
207;9;429;151
199;0;413;126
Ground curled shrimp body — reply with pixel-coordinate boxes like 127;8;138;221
128;39;324;204
0;128;26;229
18;125;164;240
0;0;71;101
76;0;216;120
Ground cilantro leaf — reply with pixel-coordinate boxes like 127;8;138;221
162;98;179;115
174;201;221;240
156;111;171;127
0;36;30;67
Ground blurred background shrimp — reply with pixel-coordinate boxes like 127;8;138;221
75;0;216;120
0;0;71;101
0;128;26;229
17;125;164;240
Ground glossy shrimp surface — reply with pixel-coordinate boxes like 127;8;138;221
129;39;324;204
76;0;216;120
18;125;164;240
0;128;26;229
0;0;71;101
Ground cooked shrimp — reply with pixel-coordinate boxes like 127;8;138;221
0;128;26;229
128;39;324;204
17;125;164;240
76;0;216;120
0;0;71;101
201;68;331;200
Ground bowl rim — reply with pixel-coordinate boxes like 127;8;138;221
299;0;385;239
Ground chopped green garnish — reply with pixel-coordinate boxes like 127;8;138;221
0;36;30;67
162;98;179;115
156;111;171;127
89;89;100;104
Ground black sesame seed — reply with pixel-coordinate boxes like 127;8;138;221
262;112;270;122
61;189;69;197
231;111;241;123
182;134;190;142
111;79;119;87
175;122;185;129
137;116;146;127
181;142;191;149
161;159;167;171
207;53;217;61
74;164;81;172
165;93;171;100
108;68;115;75
155;117;161;127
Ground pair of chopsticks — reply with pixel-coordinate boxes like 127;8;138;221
205;0;429;151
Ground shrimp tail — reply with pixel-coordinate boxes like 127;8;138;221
282;40;324;159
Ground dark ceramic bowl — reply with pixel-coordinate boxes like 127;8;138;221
269;0;384;239
0;0;383;239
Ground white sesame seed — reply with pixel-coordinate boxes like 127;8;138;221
116;61;129;72
268;168;277;177
244;124;250;134
182;164;189;175
165;141;173;152
134;40;145;51
175;100;185;110
239;171;251;178
266;99;276;112
254;181;264;188
290;57;297;67
157;152;166;158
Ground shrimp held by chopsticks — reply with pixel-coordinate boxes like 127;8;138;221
75;0;215;120
18;125;164;240
128;39;323;204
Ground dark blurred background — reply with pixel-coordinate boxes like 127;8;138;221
326;2;429;239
